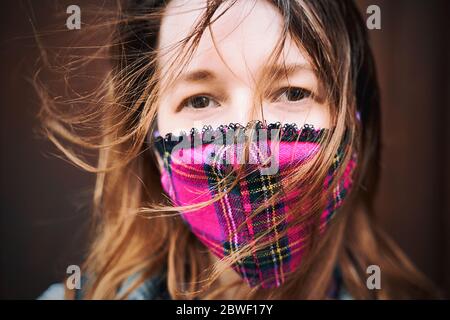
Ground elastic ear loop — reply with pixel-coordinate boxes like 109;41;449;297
147;119;160;143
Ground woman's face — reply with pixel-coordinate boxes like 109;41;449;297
156;0;330;136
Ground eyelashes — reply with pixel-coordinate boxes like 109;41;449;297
179;94;222;110
177;86;314;111
271;87;313;104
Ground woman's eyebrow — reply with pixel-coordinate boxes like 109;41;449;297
264;63;313;81
174;69;217;86
171;63;312;88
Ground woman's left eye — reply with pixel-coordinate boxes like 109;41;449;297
272;87;312;103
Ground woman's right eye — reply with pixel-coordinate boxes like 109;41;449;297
180;95;221;110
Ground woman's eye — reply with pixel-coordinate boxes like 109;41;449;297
273;87;312;103
181;95;221;110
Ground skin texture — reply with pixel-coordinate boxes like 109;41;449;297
155;0;331;296
156;0;330;137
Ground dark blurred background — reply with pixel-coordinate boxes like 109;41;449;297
0;0;449;299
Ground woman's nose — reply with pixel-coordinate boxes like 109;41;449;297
228;88;264;125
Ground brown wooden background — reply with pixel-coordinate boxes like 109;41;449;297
0;0;449;299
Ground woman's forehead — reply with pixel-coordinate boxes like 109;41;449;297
157;0;311;88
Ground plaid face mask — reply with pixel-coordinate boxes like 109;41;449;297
152;121;356;288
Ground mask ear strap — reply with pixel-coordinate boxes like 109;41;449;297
147;118;165;170
147;117;160;143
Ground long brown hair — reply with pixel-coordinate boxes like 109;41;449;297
35;0;438;299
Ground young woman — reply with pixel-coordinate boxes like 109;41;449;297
38;0;437;299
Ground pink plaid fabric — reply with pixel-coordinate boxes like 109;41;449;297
152;122;356;288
